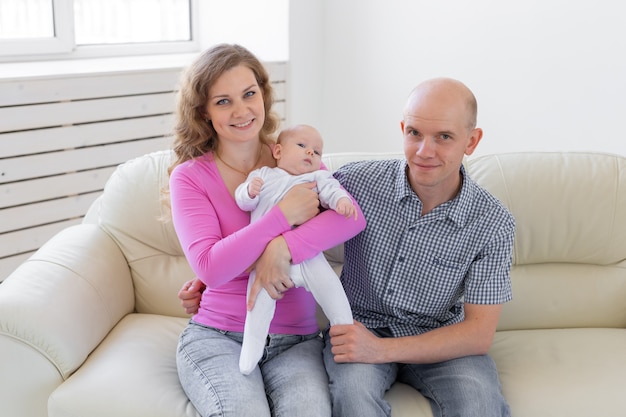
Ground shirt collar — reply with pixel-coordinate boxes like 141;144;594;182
448;165;474;227
394;161;474;228
394;161;412;202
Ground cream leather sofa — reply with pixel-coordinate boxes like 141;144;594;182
1;150;625;417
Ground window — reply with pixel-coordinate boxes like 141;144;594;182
0;0;198;61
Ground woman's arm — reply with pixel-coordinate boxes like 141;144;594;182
285;163;365;263
170;164;290;288
170;162;321;289
284;190;365;264
247;182;366;309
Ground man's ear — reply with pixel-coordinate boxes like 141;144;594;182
464;128;483;156
400;120;405;133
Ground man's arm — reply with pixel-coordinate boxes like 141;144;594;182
328;303;502;364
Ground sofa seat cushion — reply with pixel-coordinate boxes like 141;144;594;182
48;314;199;417
46;311;436;417
490;328;626;417
385;382;433;416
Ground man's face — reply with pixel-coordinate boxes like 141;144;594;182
401;87;481;197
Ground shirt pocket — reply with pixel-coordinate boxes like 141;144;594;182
431;255;466;270
412;254;467;313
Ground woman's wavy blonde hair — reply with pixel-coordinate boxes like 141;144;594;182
168;44;280;175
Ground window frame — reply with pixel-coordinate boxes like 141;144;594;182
0;0;199;62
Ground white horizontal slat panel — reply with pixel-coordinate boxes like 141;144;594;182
0;70;181;106
274;101;286;121
0;252;32;282
272;82;286;103
0;218;82;259
0;60;288;282
0;92;175;132
0;191;99;234
0;167;115;209
266;62;286;82
1;136;172;184
0;114;174;158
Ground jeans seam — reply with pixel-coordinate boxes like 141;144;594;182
179;327;225;416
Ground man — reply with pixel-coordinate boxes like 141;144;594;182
324;78;514;416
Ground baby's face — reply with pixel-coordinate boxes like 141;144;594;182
276;127;324;175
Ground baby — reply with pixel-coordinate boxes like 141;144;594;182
235;124;358;375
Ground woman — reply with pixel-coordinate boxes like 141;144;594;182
169;44;365;417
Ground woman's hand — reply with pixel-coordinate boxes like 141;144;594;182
277;182;320;226
178;278;205;315
247;236;294;310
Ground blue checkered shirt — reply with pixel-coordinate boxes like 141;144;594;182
334;159;515;337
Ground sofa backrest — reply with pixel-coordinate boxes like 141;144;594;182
86;150;626;331
324;151;626;331
84;150;194;318
466;152;626;331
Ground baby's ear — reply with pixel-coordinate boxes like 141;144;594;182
272;144;283;160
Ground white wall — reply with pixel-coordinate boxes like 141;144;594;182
198;0;289;62
289;0;626;157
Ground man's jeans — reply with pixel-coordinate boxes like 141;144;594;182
323;329;510;417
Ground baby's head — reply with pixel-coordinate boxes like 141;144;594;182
273;124;324;175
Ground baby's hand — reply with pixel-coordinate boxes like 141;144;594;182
248;177;264;198
336;197;358;220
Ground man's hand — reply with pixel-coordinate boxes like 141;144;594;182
178;278;205;315
328;321;386;364
330;304;504;365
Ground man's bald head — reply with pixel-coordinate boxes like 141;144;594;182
404;78;478;131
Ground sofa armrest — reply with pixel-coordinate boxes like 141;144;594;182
0;224;134;416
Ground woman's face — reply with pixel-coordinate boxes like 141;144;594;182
205;65;265;145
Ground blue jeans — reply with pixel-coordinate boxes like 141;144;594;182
177;320;331;417
323;329;510;417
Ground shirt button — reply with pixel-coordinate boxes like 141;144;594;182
398;256;405;262
387;289;394;295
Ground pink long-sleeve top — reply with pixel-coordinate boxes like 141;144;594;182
169;152;366;335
